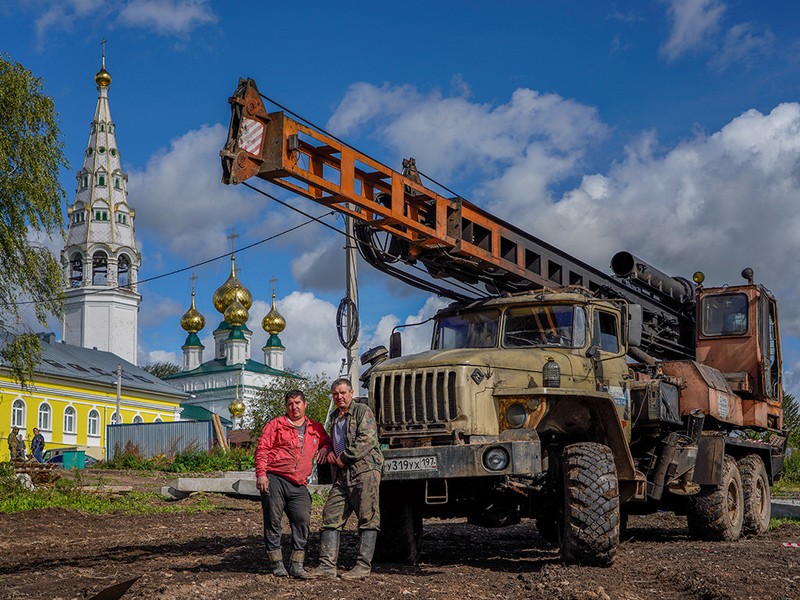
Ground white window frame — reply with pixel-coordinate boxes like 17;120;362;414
88;409;100;437
64;406;77;434
154;417;163;423
11;399;25;428
110;411;122;425
133;415;143;424
38;402;52;431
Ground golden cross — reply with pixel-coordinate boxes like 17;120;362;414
189;273;198;293
227;229;239;255
270;275;277;296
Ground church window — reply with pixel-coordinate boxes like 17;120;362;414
38;403;52;431
118;255;130;288
114;177;121;190
99;146;106;154
110;148;117;156
110;411;121;425
87;148;93;156
12;399;25;428
64;406;76;434
91;124;96;133
88;409;100;437
81;174;88;188
92;251;108;285
97;174;106;187
69;253;83;287
100;123;105;132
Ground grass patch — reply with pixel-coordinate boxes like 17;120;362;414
769;517;800;531
0;463;215;515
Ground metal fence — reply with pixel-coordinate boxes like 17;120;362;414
106;420;213;459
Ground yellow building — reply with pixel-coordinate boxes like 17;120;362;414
1;332;185;461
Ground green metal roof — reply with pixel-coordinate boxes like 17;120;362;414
166;357;297;380
182;332;203;348
179;403;233;426
264;333;285;349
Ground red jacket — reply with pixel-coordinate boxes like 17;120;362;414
254;415;331;486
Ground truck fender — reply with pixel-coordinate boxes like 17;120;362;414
691;435;725;486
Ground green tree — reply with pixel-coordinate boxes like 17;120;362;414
143;362;181;379
246;372;333;436
0;55;68;384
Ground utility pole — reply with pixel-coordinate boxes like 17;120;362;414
115;364;122;424
345;212;359;388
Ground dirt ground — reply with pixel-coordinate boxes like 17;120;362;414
2;470;800;600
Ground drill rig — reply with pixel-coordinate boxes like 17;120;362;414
221;78;787;566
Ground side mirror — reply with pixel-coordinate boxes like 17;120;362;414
389;331;402;358
586;345;600;362
627;304;643;348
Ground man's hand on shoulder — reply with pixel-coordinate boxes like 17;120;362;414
256;475;269;492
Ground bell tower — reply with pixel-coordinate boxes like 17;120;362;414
61;45;141;364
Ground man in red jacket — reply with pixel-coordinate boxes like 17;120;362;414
255;390;331;578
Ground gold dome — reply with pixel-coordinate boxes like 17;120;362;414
262;293;286;334
213;255;253;314
95;67;112;87
180;291;205;333
228;398;246;419
224;296;249;327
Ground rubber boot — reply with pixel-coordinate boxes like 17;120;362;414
340;529;378;580
288;550;311;579
267;549;288;577
306;529;339;579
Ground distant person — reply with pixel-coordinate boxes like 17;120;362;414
31;428;45;463
309;378;384;580
255;390;331;578
16;434;26;460
7;426;19;460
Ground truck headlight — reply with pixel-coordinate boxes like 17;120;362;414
505;403;528;428
483;447;509;471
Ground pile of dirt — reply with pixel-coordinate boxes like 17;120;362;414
1;471;799;599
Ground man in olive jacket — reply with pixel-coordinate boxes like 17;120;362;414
309;378;383;580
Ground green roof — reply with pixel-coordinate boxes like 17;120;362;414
166;358;298;380
228;325;247;340
214;320;252;333
264;333;285;349
182;332;203;348
179;404;232;426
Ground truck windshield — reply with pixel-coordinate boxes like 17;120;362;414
433;310;500;349
503;305;587;348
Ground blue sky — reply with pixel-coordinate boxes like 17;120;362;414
4;1;800;390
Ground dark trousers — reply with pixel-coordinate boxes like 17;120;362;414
260;473;312;553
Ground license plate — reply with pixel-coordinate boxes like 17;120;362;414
384;456;438;473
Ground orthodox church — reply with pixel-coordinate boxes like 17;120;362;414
165;258;294;424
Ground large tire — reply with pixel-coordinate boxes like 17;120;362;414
738;454;770;536
375;485;422;563
560;443;619;566
687;455;743;541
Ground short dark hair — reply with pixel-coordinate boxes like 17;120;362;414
285;389;306;403
330;378;353;392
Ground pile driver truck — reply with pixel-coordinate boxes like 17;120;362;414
221;78;788;566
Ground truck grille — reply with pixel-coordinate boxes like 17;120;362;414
373;369;458;433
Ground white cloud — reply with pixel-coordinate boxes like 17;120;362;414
128;124;262;260
327;84;607;182
139;292;183;328
661;0;726;61
709;23;774;71
31;0;216;49
144;349;179;365
119;0;217;36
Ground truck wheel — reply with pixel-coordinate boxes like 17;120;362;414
560;443;619;566
737;454;770;536
375;485;422;563
687;455;743;541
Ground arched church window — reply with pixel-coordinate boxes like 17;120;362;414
97;175;106;187
118;255;130;288
70;253;83;288
12;399;25;428
99;146;106;154
114;177;121;190
81;174;88;188
100;123;105;132
92;251;108;286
